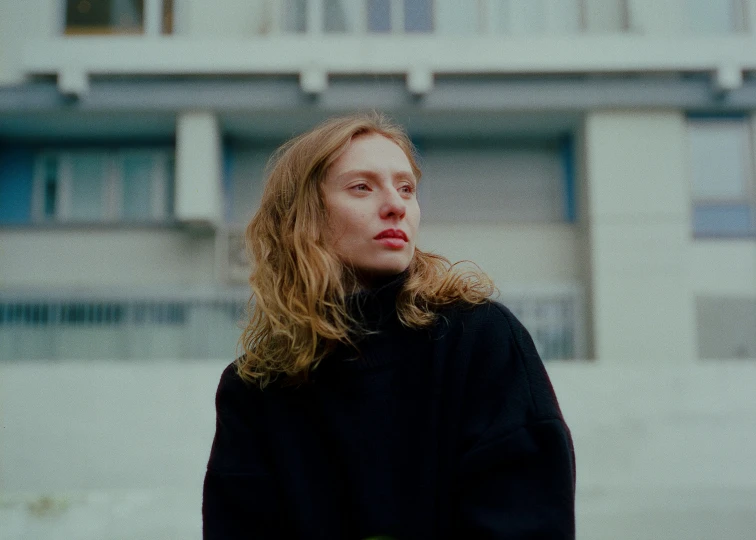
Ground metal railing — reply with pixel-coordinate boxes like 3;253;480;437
0;291;247;361
0;285;585;361
502;286;586;361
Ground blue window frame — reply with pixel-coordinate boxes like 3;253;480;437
0;145;35;225
0;143;175;226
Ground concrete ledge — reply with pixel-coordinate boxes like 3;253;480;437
20;36;756;77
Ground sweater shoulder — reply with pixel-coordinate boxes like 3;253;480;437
442;299;562;422
217;360;246;394
214;360;266;411
440;299;522;340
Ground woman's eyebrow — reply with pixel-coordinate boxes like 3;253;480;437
336;169;416;182
393;171;417;183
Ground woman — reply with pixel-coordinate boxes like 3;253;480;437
203;113;575;539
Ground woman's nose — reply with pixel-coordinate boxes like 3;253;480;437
379;189;406;219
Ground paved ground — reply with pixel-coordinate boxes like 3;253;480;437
1;489;201;540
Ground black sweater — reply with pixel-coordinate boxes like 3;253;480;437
203;279;576;539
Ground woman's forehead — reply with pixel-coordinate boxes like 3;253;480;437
329;133;414;177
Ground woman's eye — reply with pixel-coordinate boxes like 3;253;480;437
352;183;369;191
399;184;415;194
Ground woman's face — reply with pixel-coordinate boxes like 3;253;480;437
322;133;421;282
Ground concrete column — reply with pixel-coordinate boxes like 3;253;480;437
175;111;223;227
626;0;686;34
583;111;696;364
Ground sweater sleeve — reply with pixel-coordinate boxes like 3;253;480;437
202;363;283;539
453;303;576;539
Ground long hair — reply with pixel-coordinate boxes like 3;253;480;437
237;112;494;387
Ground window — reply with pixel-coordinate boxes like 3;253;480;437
686;0;747;34
0;145;35;225
688;117;755;237
366;0;392;32
365;0;434;33
494;0;581;34
404;0;433;32
324;0;356;32
64;0;173;35
32;148;174;224
282;0;307;32
431;0;583;35
224;142;280;225
435;1;477;34
283;0;434;33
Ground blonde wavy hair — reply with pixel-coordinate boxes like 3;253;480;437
237;112;494;387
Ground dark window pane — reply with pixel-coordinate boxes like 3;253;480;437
165;155;175;217
368;0;391;32
405;0;433;32
66;0;111;28
43;157;58;218
65;0;144;34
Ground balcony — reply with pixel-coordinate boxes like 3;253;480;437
17;0;756;96
0;283;586;361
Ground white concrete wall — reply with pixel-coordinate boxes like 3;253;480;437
690;241;756;295
0;0;58;84
0;229;216;287
0;360;218;540
583;111;697;365
550;362;756;540
2;360;756;540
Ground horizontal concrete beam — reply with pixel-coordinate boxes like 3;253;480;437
3;76;756;116
21;36;756;77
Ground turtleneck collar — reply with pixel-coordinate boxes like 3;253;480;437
346;269;408;333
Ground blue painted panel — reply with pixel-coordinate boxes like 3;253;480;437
223;142;234;223
561;135;577;223
405;0;433;32
694;204;754;237
0;145;35;225
368;0;391;32
687;112;748;120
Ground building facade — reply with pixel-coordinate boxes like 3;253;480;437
1;1;756;538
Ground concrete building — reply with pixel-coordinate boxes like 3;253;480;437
1;0;755;538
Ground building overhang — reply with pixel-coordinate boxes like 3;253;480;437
19;35;756;97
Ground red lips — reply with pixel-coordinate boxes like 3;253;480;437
374;229;408;241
